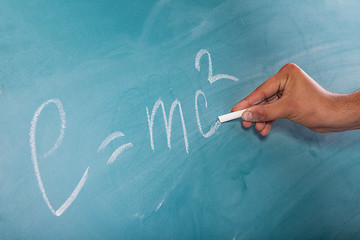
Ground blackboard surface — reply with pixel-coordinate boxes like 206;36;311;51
1;1;360;239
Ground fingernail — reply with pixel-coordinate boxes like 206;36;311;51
242;111;253;121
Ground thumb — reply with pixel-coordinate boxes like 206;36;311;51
242;101;288;122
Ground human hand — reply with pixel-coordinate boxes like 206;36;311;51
232;63;355;136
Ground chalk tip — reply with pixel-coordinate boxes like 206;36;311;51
218;115;226;123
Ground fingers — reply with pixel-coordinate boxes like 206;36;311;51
232;73;282;111
242;119;275;136
242;120;253;128
255;121;275;136
255;122;266;132
232;65;291;136
242;100;289;122
240;94;280;129
259;121;275;136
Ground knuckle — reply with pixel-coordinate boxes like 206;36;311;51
257;109;267;121
280;63;300;73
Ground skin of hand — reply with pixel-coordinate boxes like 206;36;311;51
232;63;360;136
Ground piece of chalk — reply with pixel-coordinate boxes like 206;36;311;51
218;109;246;123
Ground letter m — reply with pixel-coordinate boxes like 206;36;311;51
146;98;189;153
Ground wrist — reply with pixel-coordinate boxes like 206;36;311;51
328;91;360;131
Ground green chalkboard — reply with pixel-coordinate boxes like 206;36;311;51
1;0;360;239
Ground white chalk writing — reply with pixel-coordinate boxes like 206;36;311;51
29;99;89;216
195;49;239;84
29;49;238;215
146;98;189;153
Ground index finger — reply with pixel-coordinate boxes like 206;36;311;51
232;72;283;111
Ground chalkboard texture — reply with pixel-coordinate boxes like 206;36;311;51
1;0;360;239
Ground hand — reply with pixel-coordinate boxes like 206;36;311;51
232;63;360;136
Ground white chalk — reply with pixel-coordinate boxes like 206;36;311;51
218;109;247;123
30;99;89;216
